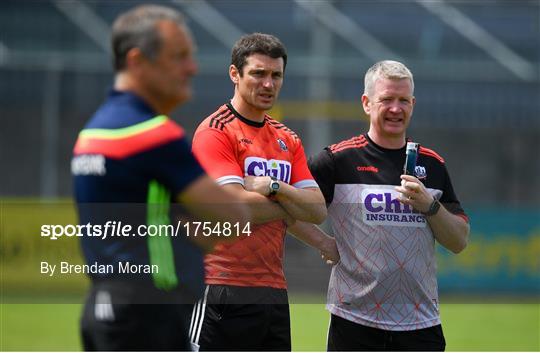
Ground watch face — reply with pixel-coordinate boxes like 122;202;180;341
425;199;440;216
271;181;280;190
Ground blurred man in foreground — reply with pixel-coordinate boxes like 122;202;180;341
190;33;337;351
292;60;469;351
72;5;249;350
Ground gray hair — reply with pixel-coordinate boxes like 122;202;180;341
111;5;187;72
364;60;414;97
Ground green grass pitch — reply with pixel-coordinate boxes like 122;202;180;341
1;302;538;351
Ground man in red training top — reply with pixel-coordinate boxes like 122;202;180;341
190;32;338;351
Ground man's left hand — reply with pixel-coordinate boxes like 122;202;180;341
395;174;434;213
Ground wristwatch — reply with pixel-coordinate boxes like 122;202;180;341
268;176;280;196
422;198;441;216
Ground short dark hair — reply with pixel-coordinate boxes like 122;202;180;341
111;5;186;72
231;33;287;76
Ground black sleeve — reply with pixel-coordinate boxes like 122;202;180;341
439;164;467;220
308;148;336;204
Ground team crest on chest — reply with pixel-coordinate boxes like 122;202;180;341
415;166;427;180
277;138;288;151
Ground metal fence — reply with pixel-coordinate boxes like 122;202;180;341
1;0;539;295
1;0;538;203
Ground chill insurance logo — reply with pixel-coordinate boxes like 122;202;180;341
361;187;427;227
244;157;291;183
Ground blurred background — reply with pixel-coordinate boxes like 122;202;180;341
0;0;539;350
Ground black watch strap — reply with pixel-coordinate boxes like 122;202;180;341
269;176;280;196
422;198;441;216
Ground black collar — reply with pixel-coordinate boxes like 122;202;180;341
226;103;265;128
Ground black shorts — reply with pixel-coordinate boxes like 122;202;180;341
189;285;291;351
327;314;446;351
81;282;194;351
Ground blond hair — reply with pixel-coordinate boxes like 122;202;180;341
364;60;414;97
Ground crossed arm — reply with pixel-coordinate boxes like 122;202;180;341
244;175;327;224
177;175;252;251
221;183;295;225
